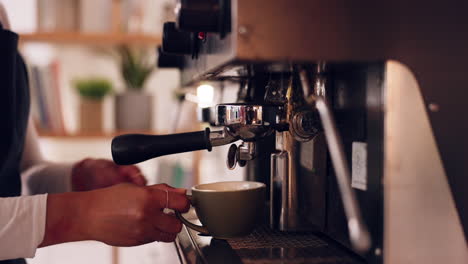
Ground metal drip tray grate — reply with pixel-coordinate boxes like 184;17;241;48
177;221;365;264
228;227;327;249
226;227;364;264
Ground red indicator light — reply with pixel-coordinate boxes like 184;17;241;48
198;32;206;40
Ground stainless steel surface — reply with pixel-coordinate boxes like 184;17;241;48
227;227;364;264
268;74;315;232
217;105;265;126
215;103;287;172
314;96;371;252
215;104;286;141
270;148;299;231
175;236;189;264
314;63;327;98
274;131;300;231
176;209;210;236
299;67;326;105
176;223;365;264
299;68;313;103
175;210;211;264
238;141;256;161
291;111;321;141
270;151;285;229
299;66;327;103
227;143;239;170
300;60;372;251
384;61;468;264
209;127;239;147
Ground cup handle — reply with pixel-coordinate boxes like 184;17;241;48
175;195;210;235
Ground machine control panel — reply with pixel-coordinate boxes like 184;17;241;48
162;22;197;55
157;47;184;69
176;0;220;33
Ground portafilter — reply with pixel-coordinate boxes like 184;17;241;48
111;104;287;165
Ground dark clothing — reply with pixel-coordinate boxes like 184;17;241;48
0;25;31;264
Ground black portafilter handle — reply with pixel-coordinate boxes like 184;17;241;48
112;128;212;165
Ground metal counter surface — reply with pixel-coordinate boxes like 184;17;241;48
175;213;364;264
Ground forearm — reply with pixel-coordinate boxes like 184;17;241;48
0;195;47;260
42;183;189;248
0;192;92;259
39;191;91;247
1;183;189;258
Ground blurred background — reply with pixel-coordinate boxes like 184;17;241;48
0;0;244;263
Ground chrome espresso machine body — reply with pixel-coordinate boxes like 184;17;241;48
112;1;468;263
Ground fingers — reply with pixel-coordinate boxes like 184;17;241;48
153;212;183;234
148;186;190;213
89;158;115;169
145;211;181;243
118;166;147;186
152;183;187;195
139;223;178;244
167;191;190;213
149;228;178;243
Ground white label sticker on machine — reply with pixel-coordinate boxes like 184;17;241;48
351;142;367;191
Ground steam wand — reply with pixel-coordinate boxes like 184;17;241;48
300;68;372;253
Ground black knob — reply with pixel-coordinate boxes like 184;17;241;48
176;0;221;32
157;46;184;68
162;22;194;55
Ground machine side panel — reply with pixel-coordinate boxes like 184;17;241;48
384;61;468;264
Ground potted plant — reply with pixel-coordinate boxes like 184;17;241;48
74;78;113;133
115;45;155;131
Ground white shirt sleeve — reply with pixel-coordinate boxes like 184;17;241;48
21;118;74;195
0;194;48;260
0;119;75;260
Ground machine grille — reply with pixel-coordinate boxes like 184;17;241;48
227;226;364;264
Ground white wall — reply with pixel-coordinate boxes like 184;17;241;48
0;0;37;32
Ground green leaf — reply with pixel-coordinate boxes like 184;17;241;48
116;45;155;90
73;78;113;100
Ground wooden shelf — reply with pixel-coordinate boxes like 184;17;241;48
20;32;162;46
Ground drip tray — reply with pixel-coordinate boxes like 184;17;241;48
176;222;364;264
227;227;363;264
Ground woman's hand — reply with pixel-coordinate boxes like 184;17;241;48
71;158;147;191
40;183;190;247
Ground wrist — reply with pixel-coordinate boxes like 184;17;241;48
71;159;89;191
40;191;93;247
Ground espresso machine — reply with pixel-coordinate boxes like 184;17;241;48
112;1;468;263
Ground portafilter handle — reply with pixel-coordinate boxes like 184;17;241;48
112;128;212;165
